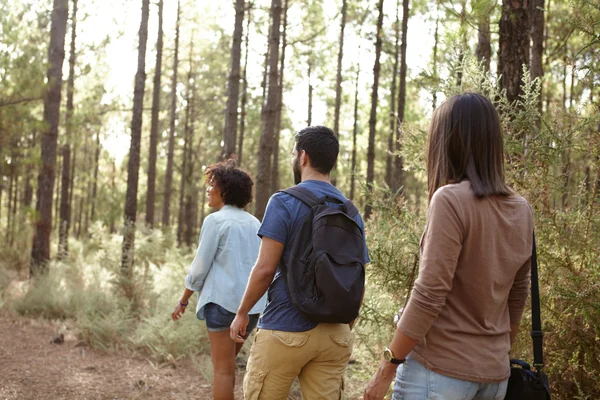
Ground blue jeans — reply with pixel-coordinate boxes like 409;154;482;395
392;356;508;400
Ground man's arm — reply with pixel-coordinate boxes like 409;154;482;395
230;237;284;341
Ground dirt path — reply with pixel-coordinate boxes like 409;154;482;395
0;310;243;399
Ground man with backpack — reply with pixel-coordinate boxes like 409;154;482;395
230;125;370;399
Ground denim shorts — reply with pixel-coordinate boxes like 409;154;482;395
392;355;508;400
204;302;259;334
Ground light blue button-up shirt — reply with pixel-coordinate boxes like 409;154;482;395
185;205;267;319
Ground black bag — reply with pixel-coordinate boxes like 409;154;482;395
505;234;552;400
279;186;366;324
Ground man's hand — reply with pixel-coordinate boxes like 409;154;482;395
364;361;397;400
230;313;250;343
171;301;187;321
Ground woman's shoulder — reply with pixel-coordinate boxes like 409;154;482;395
432;181;472;205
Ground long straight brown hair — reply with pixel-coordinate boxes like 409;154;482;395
426;92;512;202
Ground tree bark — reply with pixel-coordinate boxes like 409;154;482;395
58;0;77;259
432;1;440;110
121;0;150;278
365;0;385;220
254;0;282;221
350;60;361;202
386;0;400;189
90;132;100;221
162;0;180;227
530;0;544;84
331;0;348;186
476;1;491;72
393;0;409;194
9;163;19;247
456;0;467;86
31;0;69;273
222;0;246;160
177;40;194;247
498;0;530;106
307;58;313;126
271;0;289;194
6;155;15;241
238;6;252;167
145;0;164;228
68;144;76;227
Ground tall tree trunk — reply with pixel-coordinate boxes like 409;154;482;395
145;0;164;228
121;0;150;278
238;6;252;167
307;58;313;126
162;0;180;227
9;164;19;246
199;183;207;228
393;0;409;194
432;1;440;110
110;160;117;233
365;0;385;220
58;0;77;259
569;59;575;109
331;0;348;186
90;132;100;221
6;157;14;241
261;26;271;104
222;0;245;160
68;144;76;226
456;0;467;86
476;0;491;72
178;39;194;246
350;60;361;201
271;0;289;194
31;0;69;272
386;0;400;189
54;156;61;225
254;0;282;221
498;0;530;107
530;0;544;84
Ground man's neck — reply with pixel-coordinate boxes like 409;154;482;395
301;170;331;184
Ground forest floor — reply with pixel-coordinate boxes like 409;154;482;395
0;309;244;400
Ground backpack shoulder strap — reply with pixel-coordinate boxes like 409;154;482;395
344;199;359;218
530;232;545;370
280;186;321;208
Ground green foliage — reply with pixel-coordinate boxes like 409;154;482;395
4;226;211;367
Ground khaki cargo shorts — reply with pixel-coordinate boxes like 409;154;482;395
243;323;354;399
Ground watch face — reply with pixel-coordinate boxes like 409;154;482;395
383;348;392;362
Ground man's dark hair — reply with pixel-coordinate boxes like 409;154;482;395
204;160;254;208
294;125;339;174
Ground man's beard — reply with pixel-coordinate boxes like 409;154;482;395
293;157;301;185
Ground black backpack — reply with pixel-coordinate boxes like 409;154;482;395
279;186;366;324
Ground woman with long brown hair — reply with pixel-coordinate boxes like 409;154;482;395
365;93;533;399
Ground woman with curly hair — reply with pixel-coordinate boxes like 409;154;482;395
171;160;266;400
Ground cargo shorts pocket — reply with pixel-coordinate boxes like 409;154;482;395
271;330;309;347
330;332;354;347
243;366;267;400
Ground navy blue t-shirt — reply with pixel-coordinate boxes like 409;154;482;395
257;180;370;332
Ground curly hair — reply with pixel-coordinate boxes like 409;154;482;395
204;160;254;208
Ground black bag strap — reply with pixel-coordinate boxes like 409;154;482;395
281;186;320;208
531;232;545;370
282;186;360;218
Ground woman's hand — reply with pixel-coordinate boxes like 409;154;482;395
171;301;187;321
364;361;397;400
230;313;249;343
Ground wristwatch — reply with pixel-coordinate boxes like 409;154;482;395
383;348;405;365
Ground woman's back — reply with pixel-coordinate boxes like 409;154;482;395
399;180;533;383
